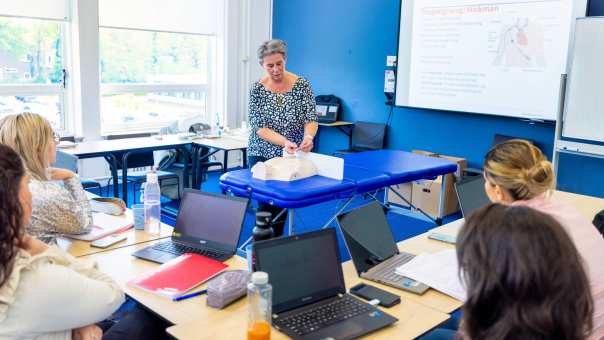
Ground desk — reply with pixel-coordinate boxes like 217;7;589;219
86;241;449;340
191;136;248;188
63;135;192;202
317;121;354;150
58;209;173;257
552;190;603;220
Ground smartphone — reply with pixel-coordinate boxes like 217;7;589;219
428;232;457;244
349;283;400;308
91;234;127;248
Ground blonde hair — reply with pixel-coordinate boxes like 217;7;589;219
484;139;554;200
0;113;54;181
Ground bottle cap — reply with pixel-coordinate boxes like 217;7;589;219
252;271;268;285
147;171;158;184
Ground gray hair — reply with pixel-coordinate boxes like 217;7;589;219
257;39;287;64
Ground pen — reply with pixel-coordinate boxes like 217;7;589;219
172;289;208;302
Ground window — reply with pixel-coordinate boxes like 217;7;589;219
98;0;222;134
0;16;69;130
99;28;212;133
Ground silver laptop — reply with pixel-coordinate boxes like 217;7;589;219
454;175;490;217
337;202;429;295
132;189;248;264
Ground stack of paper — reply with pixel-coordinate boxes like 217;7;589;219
395;249;466;301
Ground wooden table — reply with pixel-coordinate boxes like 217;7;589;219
87;240;449;340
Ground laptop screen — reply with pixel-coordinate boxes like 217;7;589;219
174;190;248;252
455;176;490;217
254;229;345;314
337;202;399;274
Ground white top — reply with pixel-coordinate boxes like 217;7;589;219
0;246;125;340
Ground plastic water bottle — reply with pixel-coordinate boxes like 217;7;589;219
144;170;161;235
247;272;272;340
215;112;223;137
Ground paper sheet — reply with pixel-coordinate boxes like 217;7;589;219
395;249;466;301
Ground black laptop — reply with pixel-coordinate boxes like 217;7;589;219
454;175;490;217
132;189;248;264
337;202;429;295
254;229;397;340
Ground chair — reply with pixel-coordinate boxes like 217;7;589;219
57;136;103;195
169;123;224;189
333;121;387;155
105;133;180;203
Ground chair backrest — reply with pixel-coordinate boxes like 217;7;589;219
351;121;387;151
106;133;154;169
54;150;78;172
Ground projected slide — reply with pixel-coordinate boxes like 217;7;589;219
395;0;582;120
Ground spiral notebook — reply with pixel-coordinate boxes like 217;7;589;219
128;253;229;298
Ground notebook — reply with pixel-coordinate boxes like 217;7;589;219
67;213;133;241
128;253;228;298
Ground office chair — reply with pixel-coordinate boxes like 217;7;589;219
333;121;387;155
169;123;223;189
105;133;180;203
57;136;103;195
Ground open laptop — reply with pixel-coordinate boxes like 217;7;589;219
132;189;248;264
254;229;397;340
454;175;490;217
337;202;429;295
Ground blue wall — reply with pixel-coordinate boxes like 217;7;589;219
273;0;604;197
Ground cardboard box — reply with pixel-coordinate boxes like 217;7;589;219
411;150;468;217
387;183;413;208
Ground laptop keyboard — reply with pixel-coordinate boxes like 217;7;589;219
151;241;223;260
370;252;415;284
275;295;371;336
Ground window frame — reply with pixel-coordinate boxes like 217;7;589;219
0;15;72;133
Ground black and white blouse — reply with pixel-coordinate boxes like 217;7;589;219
248;77;317;159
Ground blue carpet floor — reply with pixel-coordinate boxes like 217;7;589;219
94;170;462;263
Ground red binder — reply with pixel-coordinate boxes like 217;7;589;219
128;253;228;298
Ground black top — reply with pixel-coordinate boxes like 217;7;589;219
247;77;317;159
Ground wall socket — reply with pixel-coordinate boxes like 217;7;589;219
386;56;397;67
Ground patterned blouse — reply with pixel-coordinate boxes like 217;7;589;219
28;176;92;241
248;77;317;159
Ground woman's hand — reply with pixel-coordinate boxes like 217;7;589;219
49;167;76;181
21;234;49;256
73;324;103;340
284;140;298;154
299;135;314;153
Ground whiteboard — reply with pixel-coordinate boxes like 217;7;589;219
395;0;587;121
562;17;604;142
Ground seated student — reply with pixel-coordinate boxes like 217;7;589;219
0;145;168;340
456;204;593;340
0;112;92;241
483;139;604;339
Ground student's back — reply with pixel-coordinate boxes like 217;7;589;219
457;204;593;340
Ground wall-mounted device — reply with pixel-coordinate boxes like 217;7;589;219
315;94;341;123
385;55;397;106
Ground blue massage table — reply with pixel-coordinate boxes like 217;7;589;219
220;150;457;247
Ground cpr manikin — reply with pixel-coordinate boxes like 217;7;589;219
251;150;318;181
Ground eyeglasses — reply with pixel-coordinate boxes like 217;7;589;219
53;131;60;143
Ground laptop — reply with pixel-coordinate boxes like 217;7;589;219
132;189;248;264
337;202;429;295
454;175;490;217
254;229;397;340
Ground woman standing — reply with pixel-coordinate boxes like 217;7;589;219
247;39;318;236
